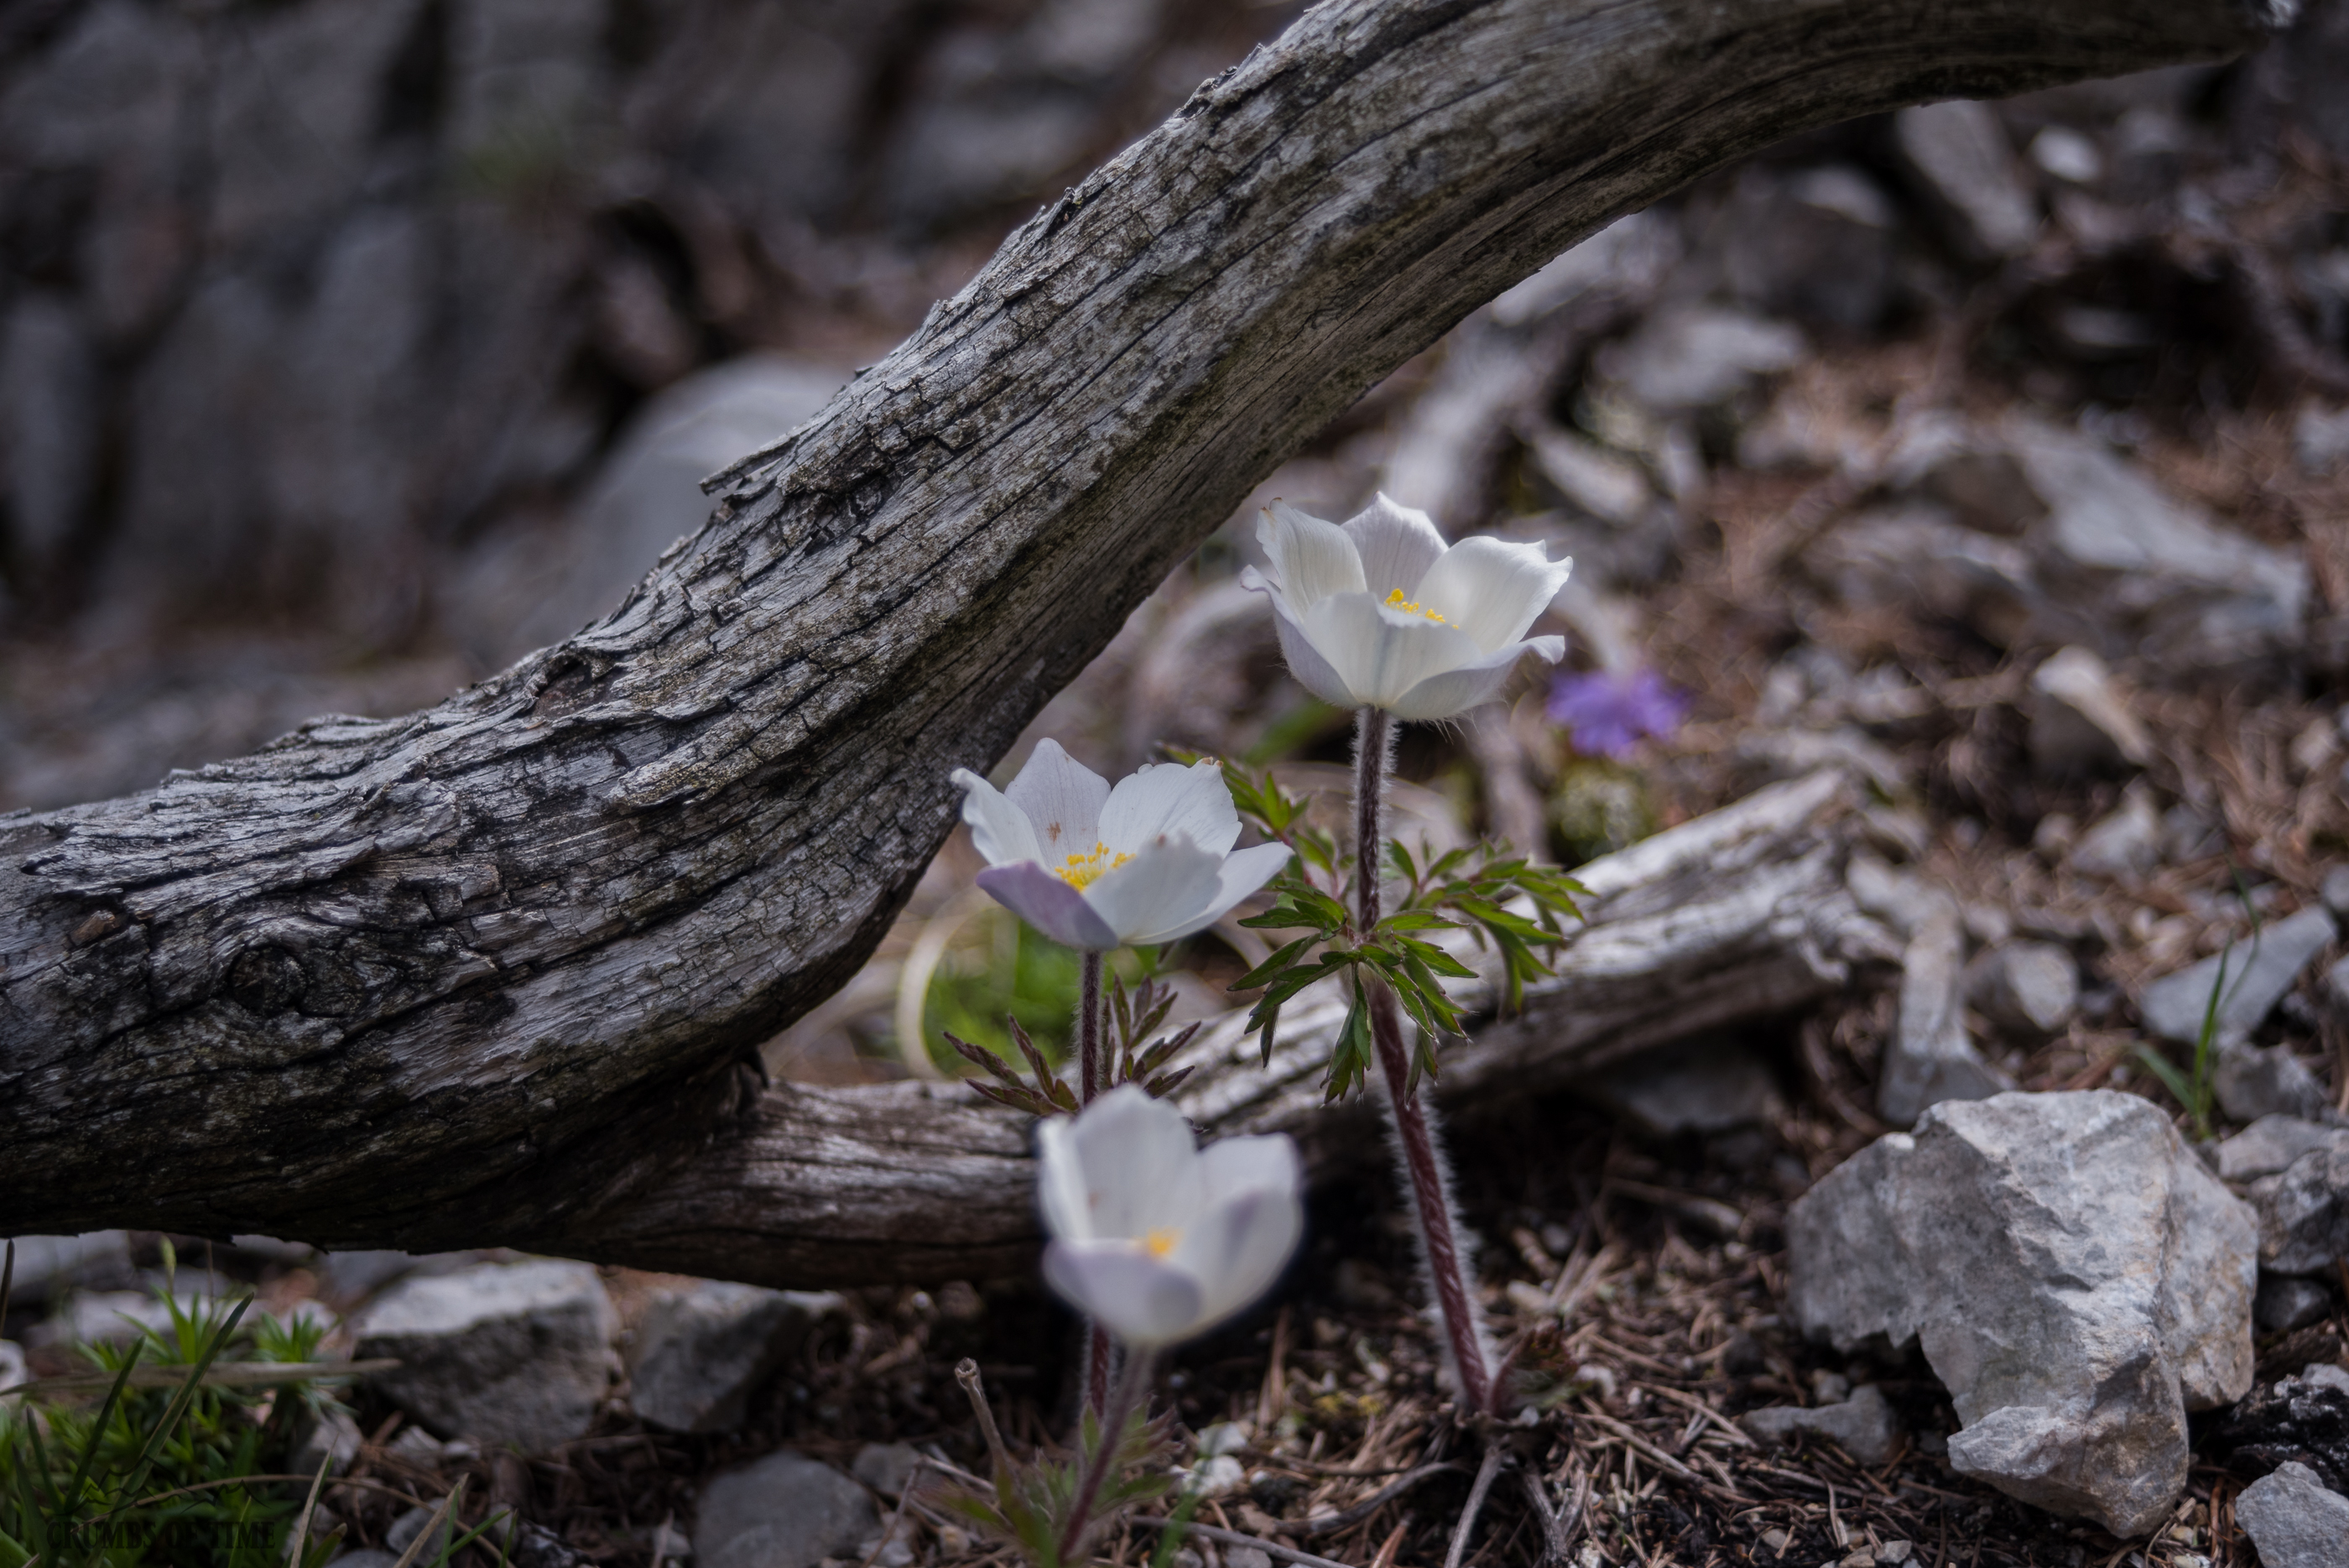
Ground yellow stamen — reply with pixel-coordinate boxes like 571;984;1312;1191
1143;1228;1180;1258
1054;841;1133;889
1384;588;1447;623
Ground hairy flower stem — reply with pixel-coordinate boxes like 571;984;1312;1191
1079;951;1105;1102
1076;949;1112;1416
1354;708;1497;1416
1058;1346;1155;1565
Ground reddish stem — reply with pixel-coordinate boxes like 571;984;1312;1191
1354;706;1497;1415
1079;950;1104;1102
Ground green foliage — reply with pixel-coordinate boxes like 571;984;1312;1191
1218;760;1584;1101
0;1245;346;1568
944;1400;1170;1568
948;974;1201;1114
2133;871;2261;1141
924;910;1086;1071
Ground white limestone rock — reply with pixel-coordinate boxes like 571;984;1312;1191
1785;1091;2257;1537
353;1259;617;1451
2235;1461;2349;1568
625;1280;836;1434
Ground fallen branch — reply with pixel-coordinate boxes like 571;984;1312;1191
0;0;2273;1259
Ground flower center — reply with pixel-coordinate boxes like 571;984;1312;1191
1143;1227;1180;1258
1055;841;1133;889
1383;588;1448;623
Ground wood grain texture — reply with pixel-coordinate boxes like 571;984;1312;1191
0;0;2277;1263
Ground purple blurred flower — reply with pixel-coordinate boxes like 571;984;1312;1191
1546;669;1688;759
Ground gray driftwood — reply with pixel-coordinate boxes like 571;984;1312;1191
0;0;2279;1278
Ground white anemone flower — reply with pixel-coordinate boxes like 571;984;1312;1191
1240;494;1572;720
951;741;1291;952
1037;1085;1303;1348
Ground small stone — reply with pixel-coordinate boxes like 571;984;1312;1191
0;1341;25;1405
2212;1369;2349;1492
2216;1117;2349;1182
1873;1543;1914;1565
0;1233;135;1305
1893;100;2039;258
2256;1274;2336;1334
2070;787;2161;882
324;1551;401;1568
1581;1037;1784;1135
353;1259;618;1451
1760;1528;1791;1554
386;1503;454;1561
2138;906;2341;1048
627;1279;833;1434
290;1405;363;1479
2214;1042;2341;1127
851;1441;924;1498
1227;1549;1274;1568
1740;1384;1904;1466
2234;1461;2349;1568
1879;905;2009;1128
2251;1145;2349;1277
2028;648;2152;778
1597;305;1805;414
692;1451;878;1568
2323;867;2349;920
315;1250;424;1305
1785;1091;2257;1537
1965;941;2081;1036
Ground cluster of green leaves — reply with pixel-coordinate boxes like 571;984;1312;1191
924;910;1086;1072
949;975;1201;1115
943;1400;1170;1568
0;1242;345;1568
1219;760;1586;1102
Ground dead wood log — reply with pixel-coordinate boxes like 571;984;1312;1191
579;769;1895;1285
0;0;2279;1266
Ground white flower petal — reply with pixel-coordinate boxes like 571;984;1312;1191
952;768;1043;867
1082;831;1225;949
1005;738;1110;861
1064;1084;1204;1237
1035;1117;1094;1241
975;863;1120;951
1263;596;1365;708
1300;591;1488;711
1043;1242;1204;1347
1195;1134;1303;1206
1097;759;1241;859
1411;537;1572;654
1168;1187;1303;1334
1126;840;1291;947
1385;635;1564;721
1257;502;1367;612
1341;493;1447;598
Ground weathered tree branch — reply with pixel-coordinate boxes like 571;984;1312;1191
0;0;2278;1270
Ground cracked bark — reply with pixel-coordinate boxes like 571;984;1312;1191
0;0;2279;1281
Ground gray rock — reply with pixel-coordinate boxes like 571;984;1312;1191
2235;1461;2349;1568
2070;787;2161;882
1812;506;2038;648
2215;1041;2341;1127
0;1340;25;1402
315;1250;424;1305
455;354;844;665
2257;1274;2337;1334
1581;1037;1784;1136
353;1259;617;1451
2217;1117;2349;1182
1739;1384;1904;1466
1596;305;1805;414
627;1280;834;1434
290;1405;364;1479
2001;418;2310;680
1879;906;2010;1128
0;1232;134;1305
2324;866;2349;920
2027;648;2151;778
852;1441;925;1498
2139;905;2341;1048
1786;1091;2258;1537
692;1450;878;1568
1965;941;2081;1037
0;293;99;562
386;1503;454;1562
1893;101;2039;258
325;1552;401;1568
2252;1145;2349;1277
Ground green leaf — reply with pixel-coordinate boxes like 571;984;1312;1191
1395;935;1478;979
1229;935;1316;992
1376;909;1456;934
